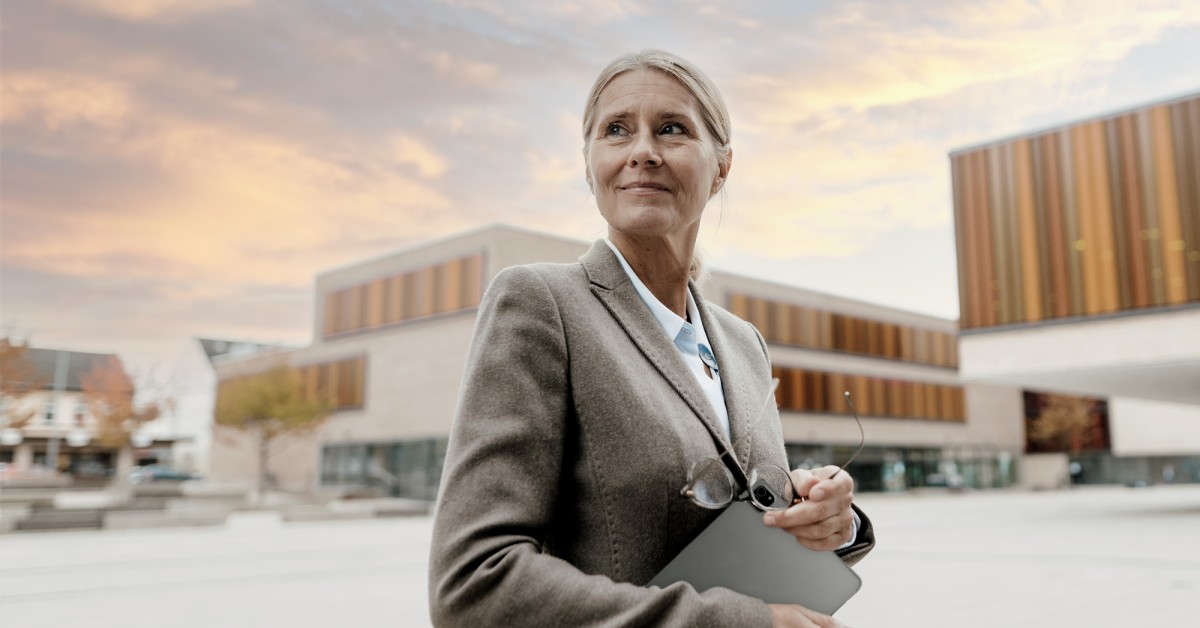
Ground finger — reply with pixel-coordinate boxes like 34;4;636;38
780;508;852;537
764;495;849;529
797;604;843;628
809;472;853;502
781;512;854;544
788;468;818;499
785;526;853;552
764;500;827;528
813;465;843;480
778;489;853;525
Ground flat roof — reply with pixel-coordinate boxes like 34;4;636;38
948;90;1200;157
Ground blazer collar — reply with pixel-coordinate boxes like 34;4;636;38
693;289;756;467
581;240;755;472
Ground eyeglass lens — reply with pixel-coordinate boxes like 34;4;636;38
683;381;867;511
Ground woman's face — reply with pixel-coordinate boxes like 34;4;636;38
586;69;729;243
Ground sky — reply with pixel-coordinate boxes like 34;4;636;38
3;0;1200;373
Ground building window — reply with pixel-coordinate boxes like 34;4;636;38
321;437;448;500
1022;391;1110;454
729;293;958;369
323;252;485;338
773;366;966;422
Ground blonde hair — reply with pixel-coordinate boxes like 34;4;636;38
582;50;731;282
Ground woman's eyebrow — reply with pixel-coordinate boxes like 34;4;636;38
601;110;632;121
656;111;693;121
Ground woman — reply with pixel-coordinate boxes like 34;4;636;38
429;50;873;627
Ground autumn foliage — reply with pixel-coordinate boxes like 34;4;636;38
1026;393;1104;454
214;364;332;493
80;356;160;448
0;338;46;428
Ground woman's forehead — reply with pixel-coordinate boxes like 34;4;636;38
595;69;701;118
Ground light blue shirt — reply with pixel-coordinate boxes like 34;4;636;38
604;239;731;441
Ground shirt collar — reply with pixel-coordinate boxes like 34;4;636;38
604;239;716;371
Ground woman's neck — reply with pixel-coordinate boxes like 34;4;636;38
609;231;694;318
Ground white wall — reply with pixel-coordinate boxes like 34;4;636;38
1109;396;1200;456
959;308;1200;404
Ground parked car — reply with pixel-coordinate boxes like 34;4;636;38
129;465;199;483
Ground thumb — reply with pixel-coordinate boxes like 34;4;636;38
795;473;821;499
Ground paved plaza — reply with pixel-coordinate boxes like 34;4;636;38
1;485;1197;627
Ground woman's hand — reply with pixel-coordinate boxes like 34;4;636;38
768;603;844;627
761;466;856;551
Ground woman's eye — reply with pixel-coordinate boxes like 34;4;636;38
605;123;627;137
660;123;686;135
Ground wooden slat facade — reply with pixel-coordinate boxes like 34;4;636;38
322;253;484;338
952;94;1200;329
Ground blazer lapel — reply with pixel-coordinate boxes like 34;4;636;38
580;242;731;450
692;285;756;467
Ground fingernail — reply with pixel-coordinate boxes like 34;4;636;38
763;513;776;526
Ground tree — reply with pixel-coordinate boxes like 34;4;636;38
0;337;46;429
214;365;332;497
80;356;162;485
1026;393;1096;454
80;356;162;449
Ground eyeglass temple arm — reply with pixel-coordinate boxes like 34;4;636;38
711;378;781;495
828;391;866;480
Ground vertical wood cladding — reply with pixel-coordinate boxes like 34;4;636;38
218;356;367;412
772;366;966;422
952;94;1200;329
728;293;958;369
322;253;484;338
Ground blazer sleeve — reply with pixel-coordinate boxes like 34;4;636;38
428;265;774;628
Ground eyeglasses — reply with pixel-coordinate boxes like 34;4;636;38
681;379;866;512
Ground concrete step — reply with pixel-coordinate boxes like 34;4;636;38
108;497;170;511
16;508;103;531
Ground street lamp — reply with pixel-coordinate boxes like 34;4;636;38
0;428;22;446
66;429;91;448
131;431;153;448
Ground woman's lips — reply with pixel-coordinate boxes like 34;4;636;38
620;182;669;194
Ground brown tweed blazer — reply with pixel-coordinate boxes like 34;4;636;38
429;241;874;627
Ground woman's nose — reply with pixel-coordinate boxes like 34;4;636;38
627;133;661;168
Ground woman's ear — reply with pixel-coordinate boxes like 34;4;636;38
711;147;733;195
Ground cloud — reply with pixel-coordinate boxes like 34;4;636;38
1;66;455;294
392;134;450;178
57;0;253;21
1;72;130;129
694;0;1200;261
2;0;1198;364
735;0;1200;127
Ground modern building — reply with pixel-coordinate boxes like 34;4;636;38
950;91;1200;485
209;225;1022;497
208;93;1200;496
150;337;292;477
0;345;175;483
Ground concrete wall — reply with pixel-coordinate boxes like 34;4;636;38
1020;453;1070;490
1110;396;1200;456
211;299;478;492
959;307;1200;405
